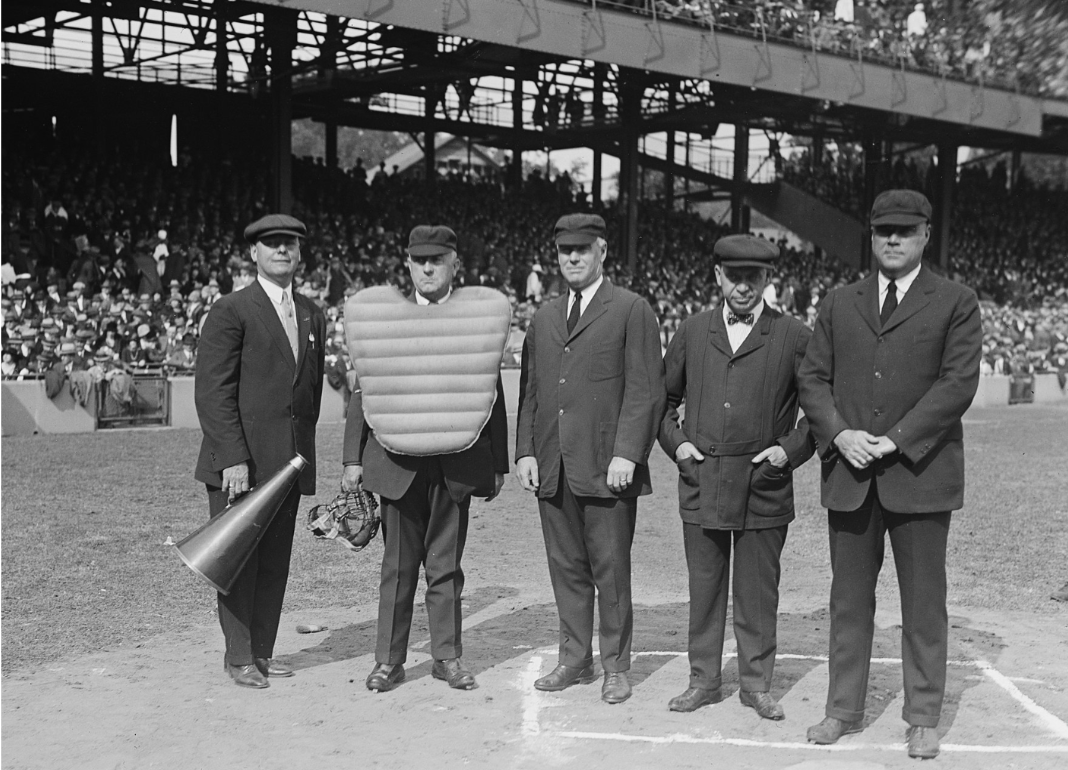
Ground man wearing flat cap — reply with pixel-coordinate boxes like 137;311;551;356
516;213;666;704
342;224;508;693
799;190;982;759
195;213;327;689
658;234;815;719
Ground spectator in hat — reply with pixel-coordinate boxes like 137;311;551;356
516;213;666;705
195;213;327;690
799;190;982;760
658;234;815;720
165;332;198;372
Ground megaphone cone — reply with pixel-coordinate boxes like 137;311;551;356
176;455;307;595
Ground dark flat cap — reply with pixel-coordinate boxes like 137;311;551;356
244;213;307;243
713;234;780;268
870;189;932;226
408;225;457;257
554;213;606;246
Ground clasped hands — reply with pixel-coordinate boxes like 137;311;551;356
833;429;898;469
515;456;636;494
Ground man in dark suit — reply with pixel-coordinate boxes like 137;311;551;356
659;235;815;719
342;225;508;693
798;190;982;759
516;213;666;705
195;214;326;689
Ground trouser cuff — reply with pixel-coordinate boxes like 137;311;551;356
903;712;940;728
689;674;722;690
827;706;865;723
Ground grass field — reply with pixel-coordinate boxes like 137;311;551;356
2;403;1066;676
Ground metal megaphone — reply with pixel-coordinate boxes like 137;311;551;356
175;455;307;595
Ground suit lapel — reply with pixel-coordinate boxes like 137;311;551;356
880;264;934;334
294;293;312;375
853;272;882;335
250;280;296;370
707;304;734;358
567;279;612;340
731;308;771;360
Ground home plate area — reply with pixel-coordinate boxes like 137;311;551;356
318;591;1068;759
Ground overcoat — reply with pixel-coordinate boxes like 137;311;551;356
516;279;666;499
195;279;326;495
798;265;982;513
659;305;815;529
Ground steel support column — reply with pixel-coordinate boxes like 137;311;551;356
214;0;228;93
267;8;296;213
322;16;340;172
860;133;883;271
665;84;676;208
620;77;642;273
591;63;605;209
511;78;523;188
731;123;749;232
932;143;956;271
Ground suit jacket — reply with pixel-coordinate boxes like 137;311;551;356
516;279;666;499
659;305;815;530
798;264;982;514
342;292;509;504
195;280;327;495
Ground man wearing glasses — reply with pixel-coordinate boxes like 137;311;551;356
798;190;982;759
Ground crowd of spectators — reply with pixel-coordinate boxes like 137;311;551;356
3;142;1067;398
579;0;1068;97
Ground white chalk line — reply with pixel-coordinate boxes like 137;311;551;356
555;731;1068;753
975;658;1068;739
634;651;980;666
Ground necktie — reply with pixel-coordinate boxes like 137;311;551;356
727;312;754;325
281;292;299;360
880;280;898;327
567;291;582;334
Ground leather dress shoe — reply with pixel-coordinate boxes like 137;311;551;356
365;663;405;692
534;664;597;692
740;690;785;721
906;726;940;759
601;672;632;704
807;716;863;744
255;658;294;678
668;686;721;712
432;658;476;690
226;663;269;689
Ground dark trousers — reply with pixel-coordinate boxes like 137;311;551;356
207;486;300;667
826;491;951;727
376;459;469;664
683;522;788;692
538;470;637;673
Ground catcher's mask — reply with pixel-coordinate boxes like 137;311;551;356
307;490;380;552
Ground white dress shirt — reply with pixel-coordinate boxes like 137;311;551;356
878;262;922;312
257;275;296;334
567;274;604;319
415;288;452;305
723;300;765;353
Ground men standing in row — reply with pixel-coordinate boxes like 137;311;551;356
516;214;665;704
343;225;508;693
195;214;326;689
799;190;982;759
659;235;815;719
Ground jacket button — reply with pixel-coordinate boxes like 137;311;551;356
559;408;564;415
878;337;884;343
564;346;570;353
709;446;716;453
559;378;565;384
724;402;731;408
874;408;882;416
874;371;882;378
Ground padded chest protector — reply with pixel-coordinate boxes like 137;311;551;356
345;286;512;456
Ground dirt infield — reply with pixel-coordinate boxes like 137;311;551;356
2;404;1067;769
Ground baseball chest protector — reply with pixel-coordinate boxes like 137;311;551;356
344;285;511;456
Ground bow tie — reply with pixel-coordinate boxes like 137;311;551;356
727;312;754;326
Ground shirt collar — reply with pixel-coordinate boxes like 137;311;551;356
257;275;293;305
415;288;452;305
723;299;764;325
878;262;922;296
570;274;604;304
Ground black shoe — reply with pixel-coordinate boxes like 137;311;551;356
255;658;294;678
226;663;269;689
906;726;940;759
601;671;632;704
668;686;721;712
365;662;405;692
739;690;785;720
534;664;597;691
807;716;863;744
432;658;477;690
